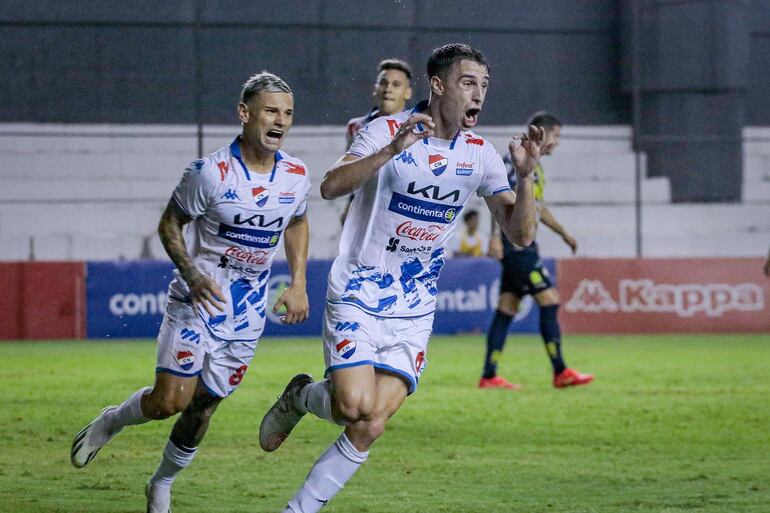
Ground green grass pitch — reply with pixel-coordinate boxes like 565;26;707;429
1;334;769;512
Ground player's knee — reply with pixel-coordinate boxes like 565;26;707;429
144;391;189;419
333;391;374;423
362;416;387;442
537;289;560;306
497;293;519;316
189;396;220;421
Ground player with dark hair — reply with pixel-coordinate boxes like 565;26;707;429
345;58;414;148
70;71;311;512
479;111;594;390
341;58;414;224
259;43;550;512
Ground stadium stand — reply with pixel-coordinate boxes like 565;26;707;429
1;124;768;261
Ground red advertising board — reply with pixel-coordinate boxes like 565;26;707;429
0;262;86;340
558;258;770;334
0;263;24;339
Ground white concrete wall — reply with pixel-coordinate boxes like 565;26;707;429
0;123;768;261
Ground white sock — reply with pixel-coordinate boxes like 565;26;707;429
148;439;198;488
299;380;343;424
103;386;152;433
283;432;368;513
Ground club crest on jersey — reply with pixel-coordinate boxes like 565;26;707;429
252;187;269;207
428;154;448;176
336;339;357;359
176;351;196;371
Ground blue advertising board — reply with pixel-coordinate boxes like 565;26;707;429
87;261;175;339
433;257;556;335
86;258;554;339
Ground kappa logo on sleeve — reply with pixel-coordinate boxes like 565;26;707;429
222;189;241;201
395;150;416;166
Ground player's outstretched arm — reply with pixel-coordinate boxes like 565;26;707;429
320;113;435;200
540;204;577;254
485;190;535;248
158;199;225;316
485;125;553;246
274;214;309;324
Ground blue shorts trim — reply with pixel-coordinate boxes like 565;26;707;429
327;300;435;320
155;367;201;378
325;360;375;377
324;361;417;394
373;363;417;394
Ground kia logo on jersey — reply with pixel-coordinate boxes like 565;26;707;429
252;187;269;207
428;154;448;176
336;339;357;359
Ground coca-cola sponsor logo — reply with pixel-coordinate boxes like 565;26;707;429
566;278;764;318
395;221;444;242
224;246;269;265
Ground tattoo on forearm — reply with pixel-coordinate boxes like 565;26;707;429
158;201;197;281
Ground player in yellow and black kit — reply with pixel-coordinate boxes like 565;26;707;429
480;112;594;389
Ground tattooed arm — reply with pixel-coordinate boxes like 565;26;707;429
158;199;225;316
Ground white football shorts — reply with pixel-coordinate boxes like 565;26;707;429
322;302;433;394
155;297;263;397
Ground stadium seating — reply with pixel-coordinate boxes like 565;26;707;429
0;124;768;261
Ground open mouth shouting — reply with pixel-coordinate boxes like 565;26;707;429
463;108;480;129
265;128;284;145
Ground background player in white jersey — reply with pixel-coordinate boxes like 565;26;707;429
70;72;311;513
341;58;413;225
345;58;413;149
259;43;551;513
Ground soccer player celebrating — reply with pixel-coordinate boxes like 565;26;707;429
345;58;413;148
479;111;594;390
70;72;311;513
259;43;548;512
341;58;413;225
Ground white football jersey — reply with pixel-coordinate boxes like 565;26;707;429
329;101;511;318
168;137;310;342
